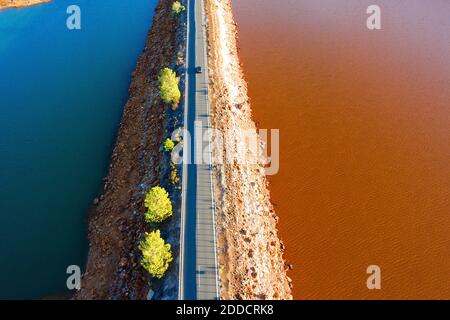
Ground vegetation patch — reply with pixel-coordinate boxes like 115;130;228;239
144;186;173;224
170;162;181;189
163;138;175;153
171;1;186;15
158;67;181;106
139;230;173;279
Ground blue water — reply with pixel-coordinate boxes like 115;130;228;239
0;0;158;299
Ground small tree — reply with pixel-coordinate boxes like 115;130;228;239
144;186;173;223
172;1;186;15
158;67;181;106
139;230;173;279
163;138;175;153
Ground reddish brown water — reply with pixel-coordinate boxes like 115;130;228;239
233;0;450;299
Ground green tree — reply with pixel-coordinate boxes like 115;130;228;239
139;230;173;279
172;1;186;15
158;67;181;106
163;138;175;153
144;186;173;223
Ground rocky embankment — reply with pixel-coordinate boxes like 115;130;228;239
0;0;49;10
205;0;293;299
74;0;185;300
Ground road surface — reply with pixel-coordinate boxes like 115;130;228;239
179;0;220;300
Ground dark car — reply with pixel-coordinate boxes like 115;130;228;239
195;66;202;74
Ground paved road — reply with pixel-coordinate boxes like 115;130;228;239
179;0;219;300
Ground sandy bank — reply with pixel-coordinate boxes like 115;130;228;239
0;0;49;10
74;0;185;300
205;0;293;299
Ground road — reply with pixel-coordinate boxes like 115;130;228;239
178;0;220;300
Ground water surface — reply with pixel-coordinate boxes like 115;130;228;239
233;0;450;299
0;0;157;299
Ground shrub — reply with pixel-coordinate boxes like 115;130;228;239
170;162;181;188
139;230;173;279
172;1;186;15
163;138;175;153
144;186;173;223
158;67;181;106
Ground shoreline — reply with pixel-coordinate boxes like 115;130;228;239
0;0;50;10
205;0;293;299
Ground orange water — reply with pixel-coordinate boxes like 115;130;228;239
233;0;450;299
